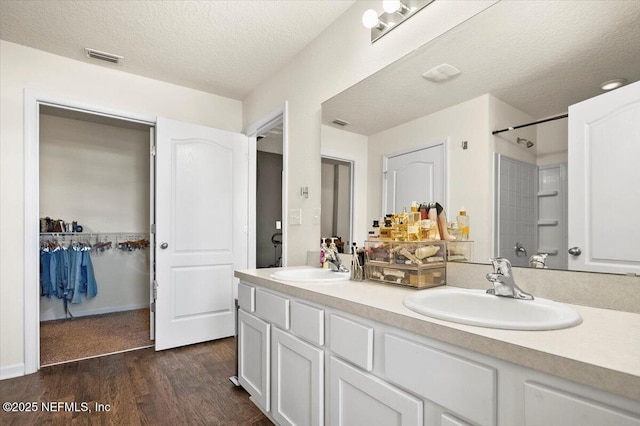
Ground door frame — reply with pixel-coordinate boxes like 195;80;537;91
381;139;448;216
243;102;289;268
23;90;156;374
320;155;355;249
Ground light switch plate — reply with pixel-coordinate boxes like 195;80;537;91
289;209;302;225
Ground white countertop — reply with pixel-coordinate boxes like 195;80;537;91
235;267;640;402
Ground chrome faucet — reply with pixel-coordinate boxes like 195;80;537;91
486;257;534;300
324;244;349;273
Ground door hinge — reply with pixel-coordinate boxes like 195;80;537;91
151;145;156;156
153;279;158;300
150;301;155;312
151;223;156;233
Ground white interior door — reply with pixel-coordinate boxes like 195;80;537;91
568;81;640;274
155;117;248;350
383;142;446;215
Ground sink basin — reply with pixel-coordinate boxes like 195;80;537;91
270;268;350;283
403;287;582;330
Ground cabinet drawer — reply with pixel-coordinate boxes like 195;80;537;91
255;288;290;329
291;301;324;346
524;381;640;426
384;334;497;426
329;314;373;371
238;282;255;312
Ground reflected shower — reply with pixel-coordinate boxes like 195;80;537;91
517;137;534;148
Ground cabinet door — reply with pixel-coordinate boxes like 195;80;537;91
238;309;270;411
329;356;423;426
272;327;324;426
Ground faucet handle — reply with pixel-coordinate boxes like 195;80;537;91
489;257;512;276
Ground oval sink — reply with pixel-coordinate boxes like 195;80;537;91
403;287;582;330
270;268;350;283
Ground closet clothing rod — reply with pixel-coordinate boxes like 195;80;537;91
40;232;149;237
492;113;568;135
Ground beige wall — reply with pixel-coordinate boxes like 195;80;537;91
367;94;493;262
0;40;242;373
243;1;496;266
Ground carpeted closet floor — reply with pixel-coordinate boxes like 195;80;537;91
40;308;153;366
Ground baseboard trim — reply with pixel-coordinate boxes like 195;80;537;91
0;363;25;380
40;303;150;322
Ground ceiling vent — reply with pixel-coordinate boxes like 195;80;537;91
332;118;350;127
422;63;460;82
84;48;124;65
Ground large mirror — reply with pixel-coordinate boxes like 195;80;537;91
321;1;640;273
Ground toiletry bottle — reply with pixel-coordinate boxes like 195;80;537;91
457;208;469;241
427;204;440;240
329;238;338;255
369;220;380;240
380;218;393;240
320;238;328;268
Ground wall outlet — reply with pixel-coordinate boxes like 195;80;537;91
289;209;302;225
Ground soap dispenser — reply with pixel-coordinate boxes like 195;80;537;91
320;238;328;268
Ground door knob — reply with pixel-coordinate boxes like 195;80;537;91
568;246;582;256
160;242;168;250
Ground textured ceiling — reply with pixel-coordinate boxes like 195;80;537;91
322;0;640;136
0;0;355;100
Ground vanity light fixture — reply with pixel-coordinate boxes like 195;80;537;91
600;78;627;91
363;0;434;43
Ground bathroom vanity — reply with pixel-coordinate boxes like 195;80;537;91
234;267;640;426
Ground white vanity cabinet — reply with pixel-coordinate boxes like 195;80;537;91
237;280;640;426
237;285;325;425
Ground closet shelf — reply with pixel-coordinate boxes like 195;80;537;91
537;190;559;197
537;220;559;226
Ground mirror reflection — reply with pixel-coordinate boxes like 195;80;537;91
321;157;353;253
321;1;640;273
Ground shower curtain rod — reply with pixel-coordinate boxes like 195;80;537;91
492;113;568;135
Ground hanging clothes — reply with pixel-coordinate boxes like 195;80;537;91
39;239;98;306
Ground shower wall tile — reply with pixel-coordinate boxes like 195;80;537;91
497;156;537;267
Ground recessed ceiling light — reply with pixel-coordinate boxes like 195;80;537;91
422;63;461;82
600;78;627;91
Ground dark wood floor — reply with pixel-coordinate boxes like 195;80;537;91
0;338;271;425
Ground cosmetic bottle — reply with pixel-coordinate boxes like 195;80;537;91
368;220;380;240
457;208;470;241
320;238;328;268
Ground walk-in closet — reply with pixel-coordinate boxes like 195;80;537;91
38;105;154;366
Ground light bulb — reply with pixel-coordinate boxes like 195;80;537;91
382;0;401;13
362;9;379;29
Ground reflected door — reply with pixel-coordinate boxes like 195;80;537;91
383;142;446;215
155;117;248;350
568;81;640;274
